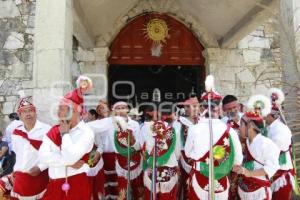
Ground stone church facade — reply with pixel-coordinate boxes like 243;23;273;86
0;0;300;182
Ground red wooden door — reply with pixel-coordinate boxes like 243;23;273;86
109;13;205;66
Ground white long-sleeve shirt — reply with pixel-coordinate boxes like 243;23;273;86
12;120;50;173
173;116;196;150
140;121;180;167
87;116;141;154
185;118;243;166
245;134;280;180
267;118;293;170
39;121;94;179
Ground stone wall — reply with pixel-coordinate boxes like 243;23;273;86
208;17;282;104
72;45;110;109
0;0;35;130
0;0;285;129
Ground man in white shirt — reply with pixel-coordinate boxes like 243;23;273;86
221;95;244;200
139;106;180;200
11;98;50;200
266;88;296;199
39;76;94;200
88;101;143;200
185;76;243;200
174;97;200;199
233;94;280;200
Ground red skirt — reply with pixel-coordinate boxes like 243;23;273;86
42;173;91;200
272;170;293;200
12;170;49;199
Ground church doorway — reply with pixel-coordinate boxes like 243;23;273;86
108;13;205;106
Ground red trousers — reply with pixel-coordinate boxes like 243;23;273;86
178;166;189;200
117;174;144;200
103;152;118;200
144;185;177;200
42;173;91;200
89;168;105;200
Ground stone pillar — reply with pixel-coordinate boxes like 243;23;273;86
293;0;300;71
279;0;300;120
33;0;73;124
279;0;300;188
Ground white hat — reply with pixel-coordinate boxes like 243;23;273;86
128;107;143;116
112;101;128;110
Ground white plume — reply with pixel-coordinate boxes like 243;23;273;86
76;75;93;89
268;88;285;105
247;94;272;117
205;75;215;92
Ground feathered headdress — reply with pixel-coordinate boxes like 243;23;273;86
247;94;271;117
268;88;285;105
201;75;222;102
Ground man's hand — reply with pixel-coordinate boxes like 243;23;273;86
59;120;70;135
28;166;42;176
232;165;251;177
232;165;243;174
69;160;85;169
93;152;101;165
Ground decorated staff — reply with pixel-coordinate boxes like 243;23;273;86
151;88;161;200
233;94;280;200
205;75;216;200
185;74;243;200
266;88;300;198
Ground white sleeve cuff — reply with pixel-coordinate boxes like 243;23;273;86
37;163;48;171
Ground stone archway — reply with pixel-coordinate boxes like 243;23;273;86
108;13;206;105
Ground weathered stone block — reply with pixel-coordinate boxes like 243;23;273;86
2;101;15;115
0;0;20;18
3;32;24;50
243;49;261;65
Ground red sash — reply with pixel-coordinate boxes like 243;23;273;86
196;124;231;164
239;175;271;191
189;125;231;189
181;150;193;166
239;142;271;198
13;129;43;150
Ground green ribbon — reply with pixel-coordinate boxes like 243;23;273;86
260;127;268;137
180;126;185;148
243;160;254;171
198;135;235;180
114;130;136;157
291;143;300;195
279;152;287;166
146;129;177;168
